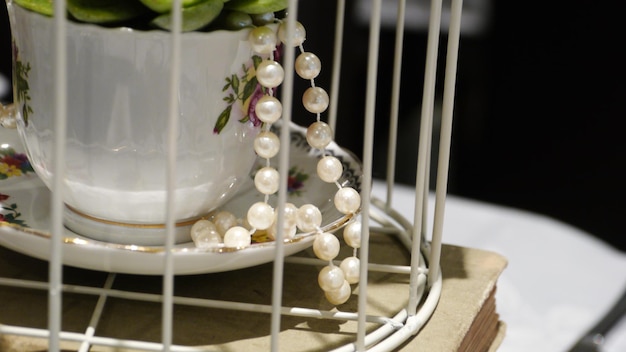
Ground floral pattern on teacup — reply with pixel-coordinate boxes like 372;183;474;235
287;167;308;196
13;45;33;126
214;55;266;134
0;148;34;180
0;193;28;227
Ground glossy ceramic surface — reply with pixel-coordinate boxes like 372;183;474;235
0;124;362;274
7;4;265;239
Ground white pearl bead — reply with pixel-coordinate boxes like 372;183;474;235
295;52;321;80
223;226;251;248
267;203;300;241
247;201;274;230
248;26;277;54
317;156;343;183
254;166;280;195
267;223;297;241
256;60;284;88
334;187;361;214
318;265;345;292
284;225;298;240
276;202;299;229
190;220;222;248
254;131;280;159
212;211;238;236
306;121;333;149
255;95;282;124
324;280;351;305
191;219;216;235
278;20;306;47
296;204;322;232
302;87;329;114
340;256;360;284
313;232;340;261
343;220;361;249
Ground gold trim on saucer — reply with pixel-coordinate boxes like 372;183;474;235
65;205;202;229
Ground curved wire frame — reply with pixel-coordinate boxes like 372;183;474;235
0;0;463;350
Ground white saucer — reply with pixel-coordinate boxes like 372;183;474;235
0;124;362;275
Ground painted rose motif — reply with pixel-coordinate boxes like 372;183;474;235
287;166;308;196
214;55;266;134
214;45;282;134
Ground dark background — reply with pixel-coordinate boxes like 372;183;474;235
1;1;624;252
292;0;626;252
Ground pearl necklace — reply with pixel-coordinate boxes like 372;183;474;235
189;20;362;305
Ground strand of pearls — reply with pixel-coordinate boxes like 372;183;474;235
278;20;363;305
285;22;362;305
190;20;363;305
248;23;291;244
189;25;284;250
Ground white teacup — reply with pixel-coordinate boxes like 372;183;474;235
7;4;266;245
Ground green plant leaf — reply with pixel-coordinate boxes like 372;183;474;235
151;0;224;32
13;0;54;16
225;0;287;15
139;0;207;14
67;0;151;24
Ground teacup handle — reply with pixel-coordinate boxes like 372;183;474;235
0;102;17;129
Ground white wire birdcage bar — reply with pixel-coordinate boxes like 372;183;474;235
355;0;382;348
269;1;298;349
0;0;465;350
48;0;68;350
162;1;184;350
0;197;438;351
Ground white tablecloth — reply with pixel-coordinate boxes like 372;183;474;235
371;181;626;352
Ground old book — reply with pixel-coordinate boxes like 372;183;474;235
0;243;506;351
400;245;508;351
